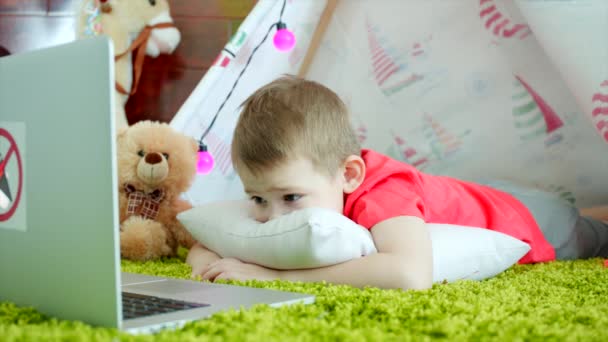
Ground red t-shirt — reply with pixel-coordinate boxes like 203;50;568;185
343;149;555;264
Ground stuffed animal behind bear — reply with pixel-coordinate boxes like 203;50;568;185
76;0;181;129
118;120;197;260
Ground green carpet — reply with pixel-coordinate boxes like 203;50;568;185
2;252;607;341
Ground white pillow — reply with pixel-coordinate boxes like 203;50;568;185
427;224;530;282
178;200;377;270
177;201;530;283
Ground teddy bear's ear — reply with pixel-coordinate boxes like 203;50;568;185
190;138;198;154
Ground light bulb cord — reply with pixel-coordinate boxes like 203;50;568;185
278;0;286;23
198;0;287;151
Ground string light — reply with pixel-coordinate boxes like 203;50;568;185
196;144;214;174
273;22;295;52
196;0;293;174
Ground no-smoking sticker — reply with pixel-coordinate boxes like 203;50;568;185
0;122;27;232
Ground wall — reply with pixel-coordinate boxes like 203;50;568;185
0;0;255;123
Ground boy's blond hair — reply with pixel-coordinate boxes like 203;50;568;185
231;75;361;176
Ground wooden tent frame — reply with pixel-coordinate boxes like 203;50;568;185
297;0;339;77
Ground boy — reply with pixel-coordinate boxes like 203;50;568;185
185;75;608;290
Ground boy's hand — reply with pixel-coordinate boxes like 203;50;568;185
190;252;221;277
199;258;280;282
187;242;221;278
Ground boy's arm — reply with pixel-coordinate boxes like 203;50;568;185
173;199;220;275
186;242;222;277
198;216;433;290
173;199;223;276
280;215;433;290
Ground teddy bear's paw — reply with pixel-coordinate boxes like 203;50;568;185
120;216;172;261
174;223;197;249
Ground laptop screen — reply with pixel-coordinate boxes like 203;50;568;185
0;37;122;328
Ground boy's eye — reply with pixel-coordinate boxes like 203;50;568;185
250;196;266;205
162;153;169;160
137;150;145;157
283;194;302;202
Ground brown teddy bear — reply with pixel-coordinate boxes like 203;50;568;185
117;120;197;261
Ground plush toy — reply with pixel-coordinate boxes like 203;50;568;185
77;0;181;129
117;121;197;261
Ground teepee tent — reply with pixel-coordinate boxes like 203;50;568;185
171;0;608;207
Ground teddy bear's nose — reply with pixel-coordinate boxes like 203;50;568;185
145;152;163;165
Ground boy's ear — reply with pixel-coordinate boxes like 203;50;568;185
342;155;366;194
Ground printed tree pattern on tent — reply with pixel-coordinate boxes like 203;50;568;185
212;30;248;68
479;0;531;40
592;80;608;143
366;18;430;96
547;184;577;205
204;132;233;176
356;124;368;144
512;75;564;146
386;134;429;170
423;113;470;161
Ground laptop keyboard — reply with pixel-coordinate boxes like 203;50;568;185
122;292;209;320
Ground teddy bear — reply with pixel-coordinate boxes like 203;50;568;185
76;0;181;130
117;120;197;261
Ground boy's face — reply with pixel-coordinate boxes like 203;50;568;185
238;157;346;223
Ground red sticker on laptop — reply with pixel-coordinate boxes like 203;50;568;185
0;127;23;222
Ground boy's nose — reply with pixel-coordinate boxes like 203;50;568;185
255;209;280;223
268;206;286;222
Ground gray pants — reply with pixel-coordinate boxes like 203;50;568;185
478;180;608;260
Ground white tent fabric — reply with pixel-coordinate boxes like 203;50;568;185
171;0;608;207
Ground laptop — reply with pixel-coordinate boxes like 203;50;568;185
0;37;314;334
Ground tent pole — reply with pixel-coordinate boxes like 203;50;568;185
297;0;339;78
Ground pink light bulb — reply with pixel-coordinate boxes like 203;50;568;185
273;22;295;52
197;145;214;174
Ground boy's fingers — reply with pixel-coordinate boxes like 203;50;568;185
200;265;223;281
191;264;210;278
214;272;234;281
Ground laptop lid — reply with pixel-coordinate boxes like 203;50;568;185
0;37;121;328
